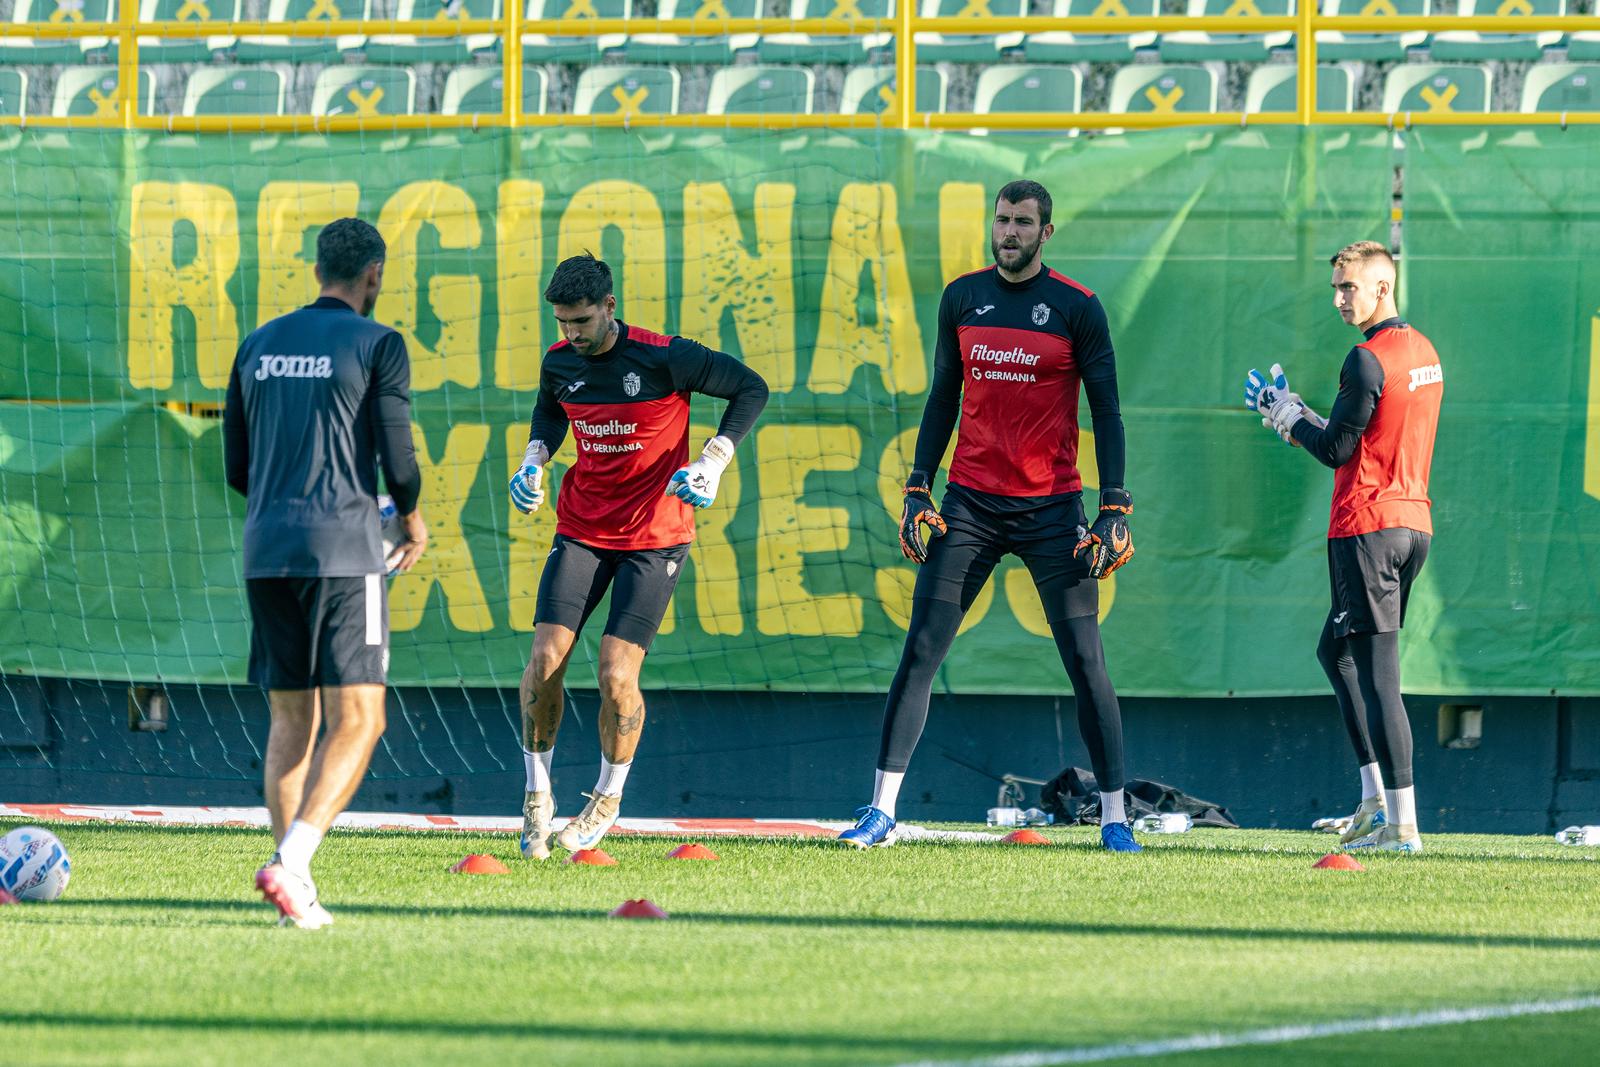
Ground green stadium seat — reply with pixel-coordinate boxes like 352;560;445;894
1316;0;1428;62
1244;64;1353;112
1567;33;1600;60
1107;64;1217;112
622;0;761;63
1158;0;1294;62
706;65;814;112
572;66;679;114
1022;0;1157;64
0;70;26;118
363;0;500;64
234;0;370;64
52;65;155;116
913;0;1025;63
521;0;631;64
973;64;1082;114
838;64;947;113
1380;64;1491;113
440;65;550;113
1429;0;1563;62
0;0;116;65
1520;63;1600;111
136;0;239;64
182;67;286;115
757;0;894;65
311;66;417;116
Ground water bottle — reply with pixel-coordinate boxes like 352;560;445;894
1555;825;1600;846
1022;808;1055;827
1133;812;1193;834
986;807;1024;827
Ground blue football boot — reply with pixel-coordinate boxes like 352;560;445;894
1100;822;1143;852
839;805;897;848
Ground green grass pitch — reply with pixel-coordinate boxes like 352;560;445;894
4;820;1600;1066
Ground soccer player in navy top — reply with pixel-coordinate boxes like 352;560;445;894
840;180;1142;852
224;217;428;928
509;254;768;858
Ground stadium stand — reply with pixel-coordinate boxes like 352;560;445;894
440;64;550;112
521;0;631;63
52;65;156;115
1107;64;1219;113
0;0;114;64
0;68;24;116
311;64;417;115
1022;0;1159;64
233;0;371;63
1159;0;1295;62
838;64;947;113
1316;0;1430;62
914;0;1026;63
973;63;1082;115
1381;63;1493;113
1520;62;1600;111
182;65;286;114
1429;0;1563;62
1245;63;1353;111
757;0;894;64
706;64;815;112
622;0;762;63
572;64;679;113
137;0;241;64
363;0;501;63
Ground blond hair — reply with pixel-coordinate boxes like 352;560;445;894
1329;240;1393;271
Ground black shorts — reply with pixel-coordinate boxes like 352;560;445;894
914;483;1098;622
1327;528;1431;638
246;575;388;689
533;534;689;651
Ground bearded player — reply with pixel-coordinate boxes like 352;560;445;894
509;254;768;858
1246;240;1442;853
840;179;1142;852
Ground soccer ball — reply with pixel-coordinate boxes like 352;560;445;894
0;825;71;902
378;494;405;570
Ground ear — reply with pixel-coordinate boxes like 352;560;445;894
1040;222;1055;242
313;262;325;286
604;293;617;315
366;259;384;289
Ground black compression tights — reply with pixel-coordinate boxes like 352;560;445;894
876;599;1127;793
1316;620;1412;789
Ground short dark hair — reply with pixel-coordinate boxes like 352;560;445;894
316;217;386;284
544;253;613;306
995;180;1052;227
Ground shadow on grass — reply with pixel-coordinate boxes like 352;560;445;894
26;897;1600;953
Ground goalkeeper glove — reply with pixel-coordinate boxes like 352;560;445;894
667;435;735;509
898;470;947;564
509;439;550;514
1246;363;1326;446
1075;487;1134;580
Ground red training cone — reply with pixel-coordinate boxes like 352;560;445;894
450;853;510;875
609;898;668;919
568;848;618;866
666;842;720;861
1002;829;1051;845
1313;853;1365;871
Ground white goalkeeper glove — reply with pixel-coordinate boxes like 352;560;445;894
509;439;550;514
666;435;735;509
1245;363;1325;447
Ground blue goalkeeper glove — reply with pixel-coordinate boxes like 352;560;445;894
509;440;550;514
667;435;735;509
1245;363;1325;446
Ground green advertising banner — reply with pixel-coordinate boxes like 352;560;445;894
1;126;1595;696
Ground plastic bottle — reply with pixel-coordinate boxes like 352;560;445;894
1555;825;1600;846
1132;812;1193;834
1022;808;1055;827
986;807;1024;827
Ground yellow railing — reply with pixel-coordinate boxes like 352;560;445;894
5;7;1600;130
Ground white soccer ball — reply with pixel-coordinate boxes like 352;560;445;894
0;825;71;902
378;493;405;563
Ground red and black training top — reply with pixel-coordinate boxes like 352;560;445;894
527;322;768;551
914;263;1125;498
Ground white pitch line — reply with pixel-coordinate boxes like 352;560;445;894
888;995;1600;1067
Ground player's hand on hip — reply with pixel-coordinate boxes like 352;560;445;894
509;440;550;514
899;470;947;564
667;435;735;509
387;508;428;574
1075;487;1134;580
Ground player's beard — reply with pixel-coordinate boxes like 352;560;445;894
992;235;1042;274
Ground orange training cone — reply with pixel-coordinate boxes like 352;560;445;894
666;843;720;861
568;848;618;866
0;887;16;905
1002;829;1051;845
610;898;668;919
450;853;510;875
1314;853;1365;871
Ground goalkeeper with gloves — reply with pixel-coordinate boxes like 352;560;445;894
840;179;1142;852
1244;240;1443;854
509;253;768;858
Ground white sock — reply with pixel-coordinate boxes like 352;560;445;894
1100;789;1127;825
595;757;631;797
1387;786;1417;829
523;747;553;793
872;769;905;820
1359;762;1384;803
277;820;324;879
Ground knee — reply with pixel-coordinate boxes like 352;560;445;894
1315;631;1339;670
597;663;638;704
527;642;565;687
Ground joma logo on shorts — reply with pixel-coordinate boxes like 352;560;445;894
1408;364;1443;392
255;354;333;380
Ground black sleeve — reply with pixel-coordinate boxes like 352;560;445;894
1073;294;1126;492
667;338;769;446
1291;346;1384;469
222;359;249;497
912;286;964;476
528;356;570;454
371;332;422;515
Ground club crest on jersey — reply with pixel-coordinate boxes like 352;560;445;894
1031;303;1051;326
623;372;641;397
